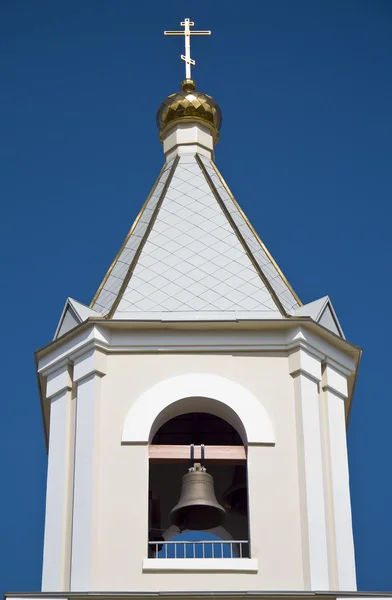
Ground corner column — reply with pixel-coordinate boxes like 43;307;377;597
322;360;357;590
289;347;329;590
42;362;74;591
70;348;107;591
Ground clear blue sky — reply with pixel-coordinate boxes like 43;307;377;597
1;0;391;593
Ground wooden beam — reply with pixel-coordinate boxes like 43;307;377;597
148;445;246;464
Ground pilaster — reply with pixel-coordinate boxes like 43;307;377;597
42;362;74;592
289;347;329;590
321;359;356;590
70;348;107;591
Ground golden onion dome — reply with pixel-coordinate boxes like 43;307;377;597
157;79;222;143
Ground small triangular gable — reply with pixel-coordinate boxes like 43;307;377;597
294;296;344;338
54;298;101;339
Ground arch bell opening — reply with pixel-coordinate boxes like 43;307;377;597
148;396;250;559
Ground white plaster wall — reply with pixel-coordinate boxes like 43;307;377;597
163;122;214;161
87;352;304;591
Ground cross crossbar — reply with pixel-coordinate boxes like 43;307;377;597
164;17;211;79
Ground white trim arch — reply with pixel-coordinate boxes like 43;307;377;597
149;396;248;444
121;373;275;445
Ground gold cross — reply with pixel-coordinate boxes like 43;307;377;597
164;18;211;80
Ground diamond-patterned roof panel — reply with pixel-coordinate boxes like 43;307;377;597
91;153;300;318
91;160;175;315
198;155;300;313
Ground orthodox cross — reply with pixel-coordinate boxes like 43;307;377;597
164;18;211;80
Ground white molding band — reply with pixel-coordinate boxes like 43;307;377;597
142;558;258;572
37;323;358;379
121;373;275;445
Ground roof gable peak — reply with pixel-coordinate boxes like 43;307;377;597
90;153;300;321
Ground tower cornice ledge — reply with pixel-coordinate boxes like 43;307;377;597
5;592;392;599
36;318;359;375
35;318;360;447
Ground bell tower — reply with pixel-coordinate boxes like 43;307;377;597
32;17;361;599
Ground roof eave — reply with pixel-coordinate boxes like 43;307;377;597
35;315;360;359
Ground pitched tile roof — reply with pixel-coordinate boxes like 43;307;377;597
90;153;300;319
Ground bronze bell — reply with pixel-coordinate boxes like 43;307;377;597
170;460;226;531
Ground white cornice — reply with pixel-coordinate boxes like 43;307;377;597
36;319;360;449
37;319;359;376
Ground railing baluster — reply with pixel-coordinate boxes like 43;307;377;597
148;539;249;559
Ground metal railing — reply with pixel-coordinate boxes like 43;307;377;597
148;540;249;559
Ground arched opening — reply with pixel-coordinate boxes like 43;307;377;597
122;373;275;445
152;412;243;446
148;395;248;445
148;410;249;559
